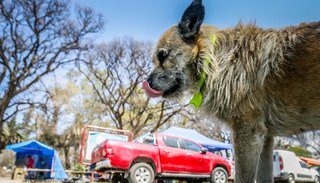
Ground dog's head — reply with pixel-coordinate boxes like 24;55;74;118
143;0;207;99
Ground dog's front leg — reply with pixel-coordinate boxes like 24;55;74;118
257;136;274;183
232;121;267;183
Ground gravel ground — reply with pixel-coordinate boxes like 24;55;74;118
0;178;23;183
0;178;65;183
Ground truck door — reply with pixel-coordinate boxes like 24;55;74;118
298;161;313;182
159;136;189;173
179;139;211;173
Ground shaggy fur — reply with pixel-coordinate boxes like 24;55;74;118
144;0;320;182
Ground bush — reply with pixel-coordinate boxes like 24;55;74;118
0;150;15;177
72;163;85;171
288;146;312;158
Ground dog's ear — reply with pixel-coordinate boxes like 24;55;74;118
178;0;205;42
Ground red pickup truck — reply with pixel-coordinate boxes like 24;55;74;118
90;132;231;183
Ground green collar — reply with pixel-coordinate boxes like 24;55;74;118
189;34;217;108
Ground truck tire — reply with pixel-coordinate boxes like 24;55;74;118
128;162;155;183
211;167;228;183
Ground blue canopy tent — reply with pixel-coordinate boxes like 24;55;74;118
6;140;68;180
160;126;233;151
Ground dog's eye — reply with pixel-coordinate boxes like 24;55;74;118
157;49;170;65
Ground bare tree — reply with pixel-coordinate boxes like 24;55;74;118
274;132;320;158
79;38;184;137
296;132;320;157
177;108;232;143
308;131;320;157
0;0;103;149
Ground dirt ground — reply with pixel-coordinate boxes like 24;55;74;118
0;177;65;183
0;177;23;183
0;177;233;183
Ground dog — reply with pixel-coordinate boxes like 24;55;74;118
143;0;320;182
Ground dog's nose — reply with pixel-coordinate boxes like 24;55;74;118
146;73;157;87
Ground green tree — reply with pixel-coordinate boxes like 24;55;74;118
20;106;36;138
288;146;312;158
16;74;107;168
35;82;83;168
59;113;83;169
1;116;23;146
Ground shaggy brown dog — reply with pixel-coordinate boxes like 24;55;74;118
143;0;320;182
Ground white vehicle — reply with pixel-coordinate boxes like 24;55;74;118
273;150;320;183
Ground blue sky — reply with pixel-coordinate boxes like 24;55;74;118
75;0;320;42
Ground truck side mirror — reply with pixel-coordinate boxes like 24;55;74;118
200;147;208;154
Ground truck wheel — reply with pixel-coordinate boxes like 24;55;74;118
128;162;155;183
287;174;295;183
211;167;228;183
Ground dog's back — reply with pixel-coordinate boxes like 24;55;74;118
266;22;320;136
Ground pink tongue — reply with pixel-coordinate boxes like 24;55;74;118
143;80;163;98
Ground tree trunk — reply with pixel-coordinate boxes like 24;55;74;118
0;103;8;151
0;84;17;151
0;119;4;151
73;146;79;166
63;147;71;169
